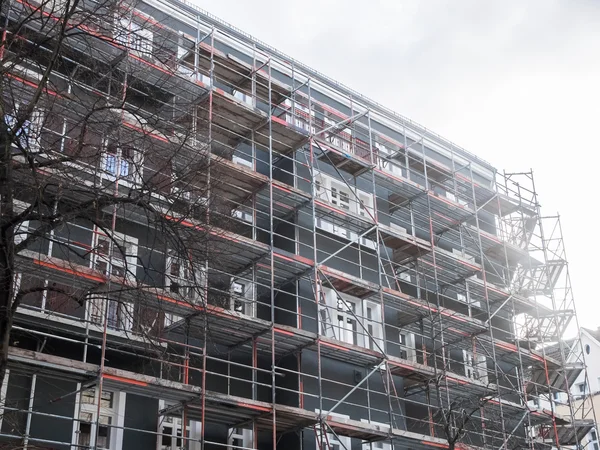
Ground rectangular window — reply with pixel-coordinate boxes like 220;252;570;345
336;296;358;346
360;420;391;450
232;155;253;169
230;279;255;317
364;302;383;351
89;230;137;331
116;18;153;55
590;429;599;450
93;231;138;280
463;350;488;383
4;106;43;150
233;90;252;105
232;206;253;224
164;252;203;327
158;400;202;450
228;427;253;450
315;412;351;450
77;388;116;450
102;142;142;184
320;287;382;350
399;332;417;362
165;253;201;300
399;272;411;283
357;191;374;219
315;172;373;217
376;142;404;177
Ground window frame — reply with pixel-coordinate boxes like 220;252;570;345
315;410;351;450
590;429;599;450
319;287;383;350
88;229;138;331
157;400;202;450
230;278;255;317
4;103;43;151
463;349;488;384
101;139;143;186
75;388;122;450
227;426;253;450
399;331;417;362
116;16;154;57
359;419;391;450
164;250;204;327
376;142;405;177
314;171;376;248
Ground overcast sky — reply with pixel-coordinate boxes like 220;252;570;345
192;0;600;334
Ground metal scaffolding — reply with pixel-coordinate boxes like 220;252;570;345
0;0;596;449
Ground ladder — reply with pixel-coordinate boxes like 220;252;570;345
379;363;404;430
314;422;334;450
317;278;336;339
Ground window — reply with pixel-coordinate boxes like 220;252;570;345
101;142;142;185
93;231;138;280
586;344;591;355
233;89;252;105
577;382;587;395
319;287;382;350
230;279;255;317
284;99;314;132
232;206;253;224
4;105;43;150
357;190;374;219
463;350;488;384
457;291;480;309
315;411;350;450
232;155;253;169
315;172;373;217
360;420;391;450
13;220;30;245
445;190;469;207
33;0;69;15
89;231;137;331
228;427;253;450
116;18;153;56
398;271;411;283
399;332;417;362
164;252;203;327
76;388;117;450
376;142;404;177
334;295;358;346
165;252;201;300
314;171;375;244
158;401;202;450
590;429;599;450
364;301;383;351
331;185;351;211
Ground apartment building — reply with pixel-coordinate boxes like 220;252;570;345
0;0;594;449
544;329;600;450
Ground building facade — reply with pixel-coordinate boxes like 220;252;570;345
0;0;595;449
550;329;600;450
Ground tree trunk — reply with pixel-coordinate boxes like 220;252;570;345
0;115;15;393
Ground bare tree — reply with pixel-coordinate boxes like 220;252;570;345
0;0;238;395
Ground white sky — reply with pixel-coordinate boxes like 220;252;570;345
192;0;600;333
